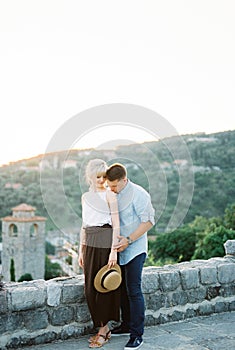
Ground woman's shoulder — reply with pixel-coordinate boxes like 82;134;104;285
106;188;117;201
81;191;92;201
82;190;107;199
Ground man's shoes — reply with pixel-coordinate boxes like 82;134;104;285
111;324;130;336
124;336;143;349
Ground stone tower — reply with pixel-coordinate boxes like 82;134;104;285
1;203;46;282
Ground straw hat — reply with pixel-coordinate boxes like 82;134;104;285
94;263;122;293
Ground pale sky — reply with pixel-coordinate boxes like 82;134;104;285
0;0;235;166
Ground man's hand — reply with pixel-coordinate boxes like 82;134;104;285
112;235;129;252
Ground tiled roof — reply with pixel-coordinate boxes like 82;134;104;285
11;203;36;211
1;216;46;222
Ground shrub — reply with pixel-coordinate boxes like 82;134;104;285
149;226;196;263
44;255;64;280
10;258;15;282
192;225;235;259
18;273;33;282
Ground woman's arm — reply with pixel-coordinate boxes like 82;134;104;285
78;226;86;268
106;190;120;267
78;194;86;268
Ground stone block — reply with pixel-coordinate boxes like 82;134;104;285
207;257;227;265
6;336;22;349
229;300;235;311
171;309;185;322
217;263;235;284
0;314;8;333
0;290;8;314
199;265;217;285
62;281;85;304
187;287;207;303
9;284;45;311
158;313;170;324
214;301;229;313
33;332;57;345
23;310;49;331
142;272;159;293
47;282;62;307
6;312;24;332
219;285;235;297
145;292;166;310
61;325;75;340
152;311;169;325
144;312;155;326
159;271;180;292
60;324;84;340
185;307;196;318
51;306;75;326
6;334;33;348
75;303;91;323
198;301;214;315
170;290;188;306
180;268;200;290
224;239;235;255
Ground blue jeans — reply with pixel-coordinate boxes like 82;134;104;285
120;253;146;337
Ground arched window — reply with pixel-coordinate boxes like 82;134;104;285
9;224;18;237
30;223;38;237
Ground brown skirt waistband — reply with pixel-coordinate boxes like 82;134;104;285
84;225;113;248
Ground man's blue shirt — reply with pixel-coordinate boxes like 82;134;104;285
117;180;155;265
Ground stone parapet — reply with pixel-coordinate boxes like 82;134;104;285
0;251;235;348
143;256;235;326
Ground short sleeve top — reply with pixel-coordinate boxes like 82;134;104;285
82;190;112;227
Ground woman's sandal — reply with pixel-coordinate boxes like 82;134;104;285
88;330;111;343
89;330;111;348
88;333;99;343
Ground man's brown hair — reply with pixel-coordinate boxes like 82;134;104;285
106;163;127;181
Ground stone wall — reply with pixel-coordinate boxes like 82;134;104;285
0;243;235;349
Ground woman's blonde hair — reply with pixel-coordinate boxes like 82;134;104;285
85;159;108;191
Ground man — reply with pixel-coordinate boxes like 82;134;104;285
106;163;155;350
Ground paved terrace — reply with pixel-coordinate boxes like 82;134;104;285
23;311;235;350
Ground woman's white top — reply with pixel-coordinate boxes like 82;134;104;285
82;190;112;227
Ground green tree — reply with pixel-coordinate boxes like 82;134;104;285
10;258;15;282
192;225;235;260
224;203;235;230
18;273;33;282
65;255;72;265
45;241;56;255
44;256;64;280
149;226;197;264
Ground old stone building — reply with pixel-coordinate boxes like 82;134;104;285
1;203;46;282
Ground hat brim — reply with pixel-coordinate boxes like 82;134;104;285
94;263;122;293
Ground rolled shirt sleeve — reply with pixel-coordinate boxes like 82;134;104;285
133;189;155;225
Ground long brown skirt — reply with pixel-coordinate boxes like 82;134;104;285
83;226;120;327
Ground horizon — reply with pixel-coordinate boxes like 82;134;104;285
1;127;233;168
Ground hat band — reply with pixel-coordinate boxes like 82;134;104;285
100;269;116;290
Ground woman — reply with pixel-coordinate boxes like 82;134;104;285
78;159;120;348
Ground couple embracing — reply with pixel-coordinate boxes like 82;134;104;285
78;159;155;350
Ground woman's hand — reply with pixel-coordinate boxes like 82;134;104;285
108;249;117;268
78;252;84;269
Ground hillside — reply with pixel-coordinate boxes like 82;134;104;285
0;129;235;237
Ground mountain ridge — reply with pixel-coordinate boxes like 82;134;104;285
0;129;234;235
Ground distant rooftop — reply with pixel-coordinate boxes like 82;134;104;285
11;203;36;211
